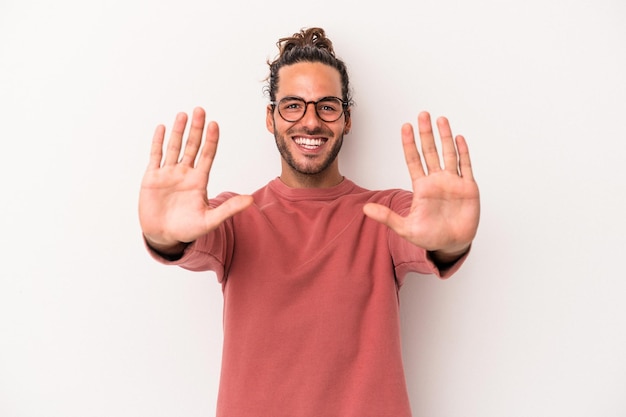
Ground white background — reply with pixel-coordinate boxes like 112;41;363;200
1;0;625;416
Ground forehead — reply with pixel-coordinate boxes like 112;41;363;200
276;62;342;98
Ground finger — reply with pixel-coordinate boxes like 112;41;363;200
180;107;206;167
148;124;166;169
196;120;220;177
437;116;459;174
363;203;406;236
417;111;442;173
456;134;475;181
401;123;425;181
163;112;188;166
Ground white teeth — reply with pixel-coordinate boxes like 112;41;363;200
294;137;324;147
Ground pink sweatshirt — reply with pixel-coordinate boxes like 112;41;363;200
149;178;466;417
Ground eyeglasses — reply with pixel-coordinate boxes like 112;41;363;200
271;96;348;123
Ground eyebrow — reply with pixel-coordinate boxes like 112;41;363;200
277;95;344;102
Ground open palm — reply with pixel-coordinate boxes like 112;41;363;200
139;107;253;253
364;112;480;257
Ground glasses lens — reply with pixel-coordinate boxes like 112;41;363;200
278;98;306;122
316;98;343;122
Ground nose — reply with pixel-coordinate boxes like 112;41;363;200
299;102;323;127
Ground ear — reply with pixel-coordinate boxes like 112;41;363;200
343;110;352;135
266;105;275;134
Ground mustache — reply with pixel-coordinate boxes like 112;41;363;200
286;126;334;137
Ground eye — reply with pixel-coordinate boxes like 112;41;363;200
317;99;341;114
279;99;304;112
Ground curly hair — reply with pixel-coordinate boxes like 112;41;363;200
265;27;353;107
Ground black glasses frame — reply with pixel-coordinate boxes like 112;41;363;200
271;96;349;123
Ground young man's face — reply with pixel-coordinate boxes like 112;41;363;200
266;62;351;187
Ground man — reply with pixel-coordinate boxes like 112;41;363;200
139;27;479;417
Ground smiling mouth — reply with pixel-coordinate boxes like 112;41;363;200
294;136;327;150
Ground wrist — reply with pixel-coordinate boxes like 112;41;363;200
428;244;471;267
144;235;190;257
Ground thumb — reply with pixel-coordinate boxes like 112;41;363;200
204;195;254;230
363;202;403;232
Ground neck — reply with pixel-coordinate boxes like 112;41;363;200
279;168;344;189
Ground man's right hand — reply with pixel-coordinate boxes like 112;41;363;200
138;107;253;256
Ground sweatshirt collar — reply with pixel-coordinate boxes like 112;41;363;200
268;177;358;201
